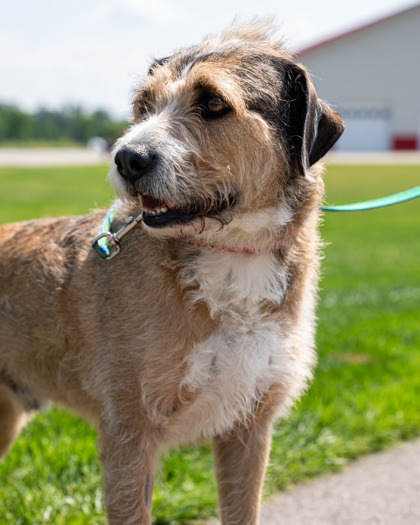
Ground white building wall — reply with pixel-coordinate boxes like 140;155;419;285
298;6;420;149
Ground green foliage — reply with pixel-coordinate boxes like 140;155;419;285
0;104;127;146
0;164;419;523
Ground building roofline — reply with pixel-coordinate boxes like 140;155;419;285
295;2;420;56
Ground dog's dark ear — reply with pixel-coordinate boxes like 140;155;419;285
284;62;344;176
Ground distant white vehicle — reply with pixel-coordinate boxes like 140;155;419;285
87;136;108;152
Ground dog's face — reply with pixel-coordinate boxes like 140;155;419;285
108;23;344;246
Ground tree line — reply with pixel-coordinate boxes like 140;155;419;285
0;104;127;147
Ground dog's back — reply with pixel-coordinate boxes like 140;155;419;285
0;216;99;432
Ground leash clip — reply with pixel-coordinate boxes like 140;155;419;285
91;209;143;260
91;231;121;260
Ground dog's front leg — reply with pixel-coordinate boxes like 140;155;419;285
213;389;283;525
99;421;160;525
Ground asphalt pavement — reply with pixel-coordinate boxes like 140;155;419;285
0;147;110;166
208;439;420;525
1;148;420;167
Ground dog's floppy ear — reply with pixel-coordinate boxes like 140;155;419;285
283;62;344;176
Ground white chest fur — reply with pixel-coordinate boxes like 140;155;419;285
184;248;288;318
167;250;308;444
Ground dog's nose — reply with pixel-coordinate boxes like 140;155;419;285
114;145;156;182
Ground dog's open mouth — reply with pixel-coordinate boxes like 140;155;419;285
140;194;236;228
140;195;195;228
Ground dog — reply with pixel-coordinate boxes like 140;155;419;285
0;20;344;525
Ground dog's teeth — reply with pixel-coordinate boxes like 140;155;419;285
145;207;169;216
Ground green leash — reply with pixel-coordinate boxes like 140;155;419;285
320;186;420;212
92;186;420;259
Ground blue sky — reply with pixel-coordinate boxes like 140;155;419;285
1;0;415;118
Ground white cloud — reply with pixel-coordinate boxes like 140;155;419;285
115;0;186;26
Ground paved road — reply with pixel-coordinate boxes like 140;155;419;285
0;147;110;166
326;151;420;165
208;439;420;525
1;148;420;167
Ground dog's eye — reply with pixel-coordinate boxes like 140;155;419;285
207;97;226;113
135;99;153;119
197;92;231;120
138;100;151;113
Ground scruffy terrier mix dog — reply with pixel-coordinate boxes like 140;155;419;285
0;21;343;525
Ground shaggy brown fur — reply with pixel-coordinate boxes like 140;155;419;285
0;21;343;524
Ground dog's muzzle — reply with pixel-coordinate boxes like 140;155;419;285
113;144;237;230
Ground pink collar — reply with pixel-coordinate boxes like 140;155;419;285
186;225;296;255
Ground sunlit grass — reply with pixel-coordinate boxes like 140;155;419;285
0;165;114;223
0;163;419;523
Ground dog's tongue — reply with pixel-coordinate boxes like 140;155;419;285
141;195;167;212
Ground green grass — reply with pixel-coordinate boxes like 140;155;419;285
0;140;83;148
0;164;419;523
0;166;115;223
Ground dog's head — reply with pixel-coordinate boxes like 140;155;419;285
108;21;344;248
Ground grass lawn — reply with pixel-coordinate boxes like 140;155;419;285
0;163;419;524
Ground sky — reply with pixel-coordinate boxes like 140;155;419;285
1;0;416;119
